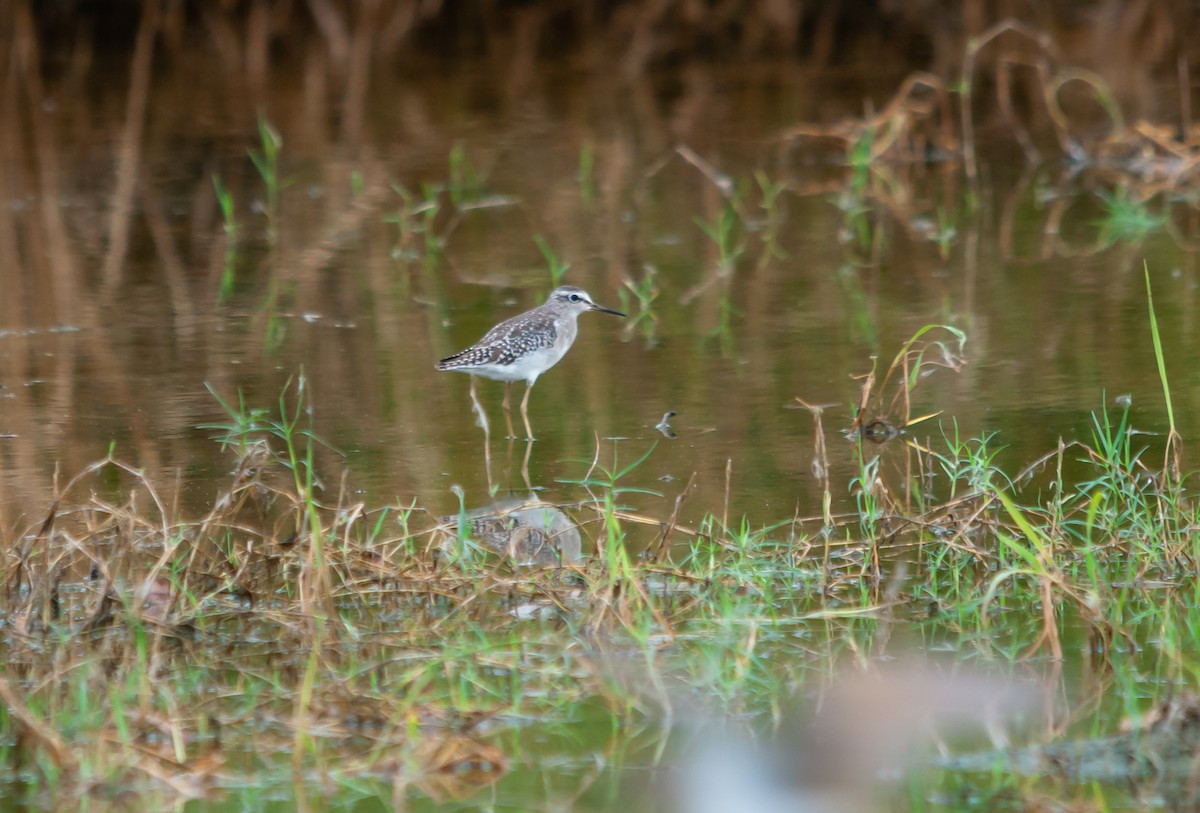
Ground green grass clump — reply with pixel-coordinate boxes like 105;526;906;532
1096;186;1167;243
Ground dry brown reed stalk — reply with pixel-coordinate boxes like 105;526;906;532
880;328;966;425
777;71;957;163
845;362;877;444
793;397;835;530
960;19;1061;183
585;505;699;540
100;0;158;296
652;471;697;562
994;54;1045;164
20;449;364;634
6;457;177;637
721;457;732;532
639;144;749;307
672;145;735;199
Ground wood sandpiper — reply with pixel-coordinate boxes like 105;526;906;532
436;285;625;440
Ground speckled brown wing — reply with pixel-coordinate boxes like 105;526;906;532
436;311;558;370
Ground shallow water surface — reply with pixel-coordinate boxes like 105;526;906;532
3;64;1195;533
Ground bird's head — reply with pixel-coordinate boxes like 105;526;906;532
548;286;625;317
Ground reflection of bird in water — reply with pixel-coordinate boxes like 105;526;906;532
436;286;625;440
441;498;581;566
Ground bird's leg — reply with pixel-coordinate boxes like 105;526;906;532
520;383;535;441
502;382;516;439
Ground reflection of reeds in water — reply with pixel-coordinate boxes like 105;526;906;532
1;0;1199;528
1;2;169;529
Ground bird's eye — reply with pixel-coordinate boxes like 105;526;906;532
568;294;581;302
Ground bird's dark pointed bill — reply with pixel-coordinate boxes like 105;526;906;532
592;303;625;317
